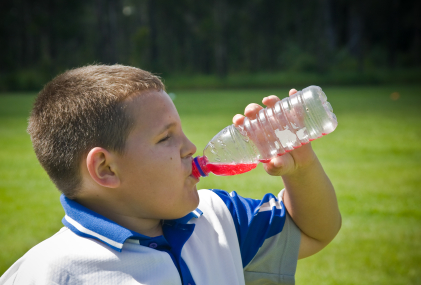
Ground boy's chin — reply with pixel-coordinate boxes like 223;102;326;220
186;190;200;213
191;188;200;207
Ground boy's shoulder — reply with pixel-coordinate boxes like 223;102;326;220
0;227;114;284
16;226;109;260
13;227;85;263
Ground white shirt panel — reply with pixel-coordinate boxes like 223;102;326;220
182;189;245;285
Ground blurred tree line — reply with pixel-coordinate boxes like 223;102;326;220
0;0;420;90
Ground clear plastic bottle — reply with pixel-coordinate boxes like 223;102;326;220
191;85;338;178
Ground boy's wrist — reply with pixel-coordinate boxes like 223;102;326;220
281;153;318;181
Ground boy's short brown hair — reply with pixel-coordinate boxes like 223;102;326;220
27;65;165;198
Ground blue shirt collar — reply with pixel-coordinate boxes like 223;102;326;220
60;194;203;252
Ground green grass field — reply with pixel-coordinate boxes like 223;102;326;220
1;85;421;284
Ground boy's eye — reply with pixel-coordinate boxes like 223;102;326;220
158;135;170;143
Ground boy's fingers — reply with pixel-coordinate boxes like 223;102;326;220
240;89;297;124
262;95;280;108
232;114;245;126
244;103;263;119
289;88;298;96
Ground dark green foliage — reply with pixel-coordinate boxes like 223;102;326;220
0;0;420;91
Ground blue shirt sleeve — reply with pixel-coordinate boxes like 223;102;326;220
211;189;287;268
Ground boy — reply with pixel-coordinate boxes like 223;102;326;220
0;65;341;285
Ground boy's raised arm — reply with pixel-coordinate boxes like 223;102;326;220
233;89;341;259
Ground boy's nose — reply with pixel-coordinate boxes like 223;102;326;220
182;135;197;158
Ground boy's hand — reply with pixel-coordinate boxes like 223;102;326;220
232;89;317;177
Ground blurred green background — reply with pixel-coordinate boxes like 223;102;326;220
1;85;421;284
1;0;421;284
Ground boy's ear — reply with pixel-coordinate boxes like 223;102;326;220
86;147;120;188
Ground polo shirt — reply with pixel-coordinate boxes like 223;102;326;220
0;189;300;285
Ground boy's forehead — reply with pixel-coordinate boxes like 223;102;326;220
127;90;174;112
125;90;178;131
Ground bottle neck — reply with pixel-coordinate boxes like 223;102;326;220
192;156;209;178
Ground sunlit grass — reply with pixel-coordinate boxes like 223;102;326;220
1;85;421;284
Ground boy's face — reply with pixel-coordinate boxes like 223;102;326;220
114;90;200;220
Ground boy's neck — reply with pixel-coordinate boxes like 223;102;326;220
112;214;164;237
75;196;164;238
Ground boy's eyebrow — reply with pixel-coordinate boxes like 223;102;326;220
157;122;176;134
